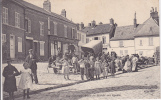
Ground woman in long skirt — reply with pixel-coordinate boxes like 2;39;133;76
109;60;116;76
3;59;19;100
124;58;132;72
94;57;101;79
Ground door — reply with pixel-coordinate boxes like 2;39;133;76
26;39;33;55
33;42;37;54
10;35;15;58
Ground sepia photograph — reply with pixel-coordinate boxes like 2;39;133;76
1;0;160;100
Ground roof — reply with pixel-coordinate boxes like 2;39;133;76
13;0;75;24
110;25;136;41
134;17;159;37
81;24;113;36
110;17;159;41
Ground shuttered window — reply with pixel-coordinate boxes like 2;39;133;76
18;37;22;52
3;7;8;24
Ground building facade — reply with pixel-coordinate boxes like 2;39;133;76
134;17;160;57
76;23;87;58
80;19;116;53
1;0;78;61
2;0;25;61
110;8;159;57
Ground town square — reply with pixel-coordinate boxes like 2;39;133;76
1;0;160;100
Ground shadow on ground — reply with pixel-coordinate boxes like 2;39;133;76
45;85;158;100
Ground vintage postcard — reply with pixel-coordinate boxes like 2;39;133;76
1;0;160;100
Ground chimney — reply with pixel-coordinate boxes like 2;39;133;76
134;12;137;28
43;0;51;12
61;9;66;17
110;18;114;25
150;7;159;24
76;23;79;30
79;22;84;30
99;22;103;25
88;23;91;27
91;20;96;27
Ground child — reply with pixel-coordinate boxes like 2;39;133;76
62;57;70;80
3;58;19;100
94;57;101;79
19;62;32;99
102;59;109;78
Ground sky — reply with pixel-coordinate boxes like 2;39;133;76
24;0;159;26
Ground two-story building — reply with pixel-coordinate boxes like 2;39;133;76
1;0;78;61
81;19;116;53
2;0;25;61
110;8;159;57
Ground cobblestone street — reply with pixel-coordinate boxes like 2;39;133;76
2;63;160;100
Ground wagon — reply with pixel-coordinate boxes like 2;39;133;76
81;40;103;57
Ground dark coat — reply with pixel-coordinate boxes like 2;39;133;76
3;65;19;93
25;54;38;71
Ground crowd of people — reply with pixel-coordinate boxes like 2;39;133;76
48;50;140;81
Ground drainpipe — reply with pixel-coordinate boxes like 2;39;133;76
24;7;26;60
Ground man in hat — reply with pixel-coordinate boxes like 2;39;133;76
25;49;38;84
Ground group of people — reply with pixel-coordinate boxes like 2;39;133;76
3;48;139;100
48;50;139;81
3;49;38;100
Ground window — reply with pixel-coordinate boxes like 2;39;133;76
15;12;20;27
94;37;98;40
58;42;61;50
140;40;143;46
48;17;50;29
82;35;84;43
102;36;106;44
18;37;22;52
64;25;67;37
119;41;123;47
53;22;57;35
124;50;128;56
2;34;6;43
79;34;81;40
40;22;44;36
149;37;153;46
3;7;8;24
120;50;123;56
72;28;74;38
40;41;45;56
28;19;31;33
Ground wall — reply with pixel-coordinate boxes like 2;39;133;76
110;40;135;56
135;36;160;57
86;33;110;49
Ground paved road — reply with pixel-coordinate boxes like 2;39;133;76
14;65;160;100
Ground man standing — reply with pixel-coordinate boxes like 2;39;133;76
25;49;38;84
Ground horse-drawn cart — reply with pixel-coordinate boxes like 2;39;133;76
81;40;103;57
